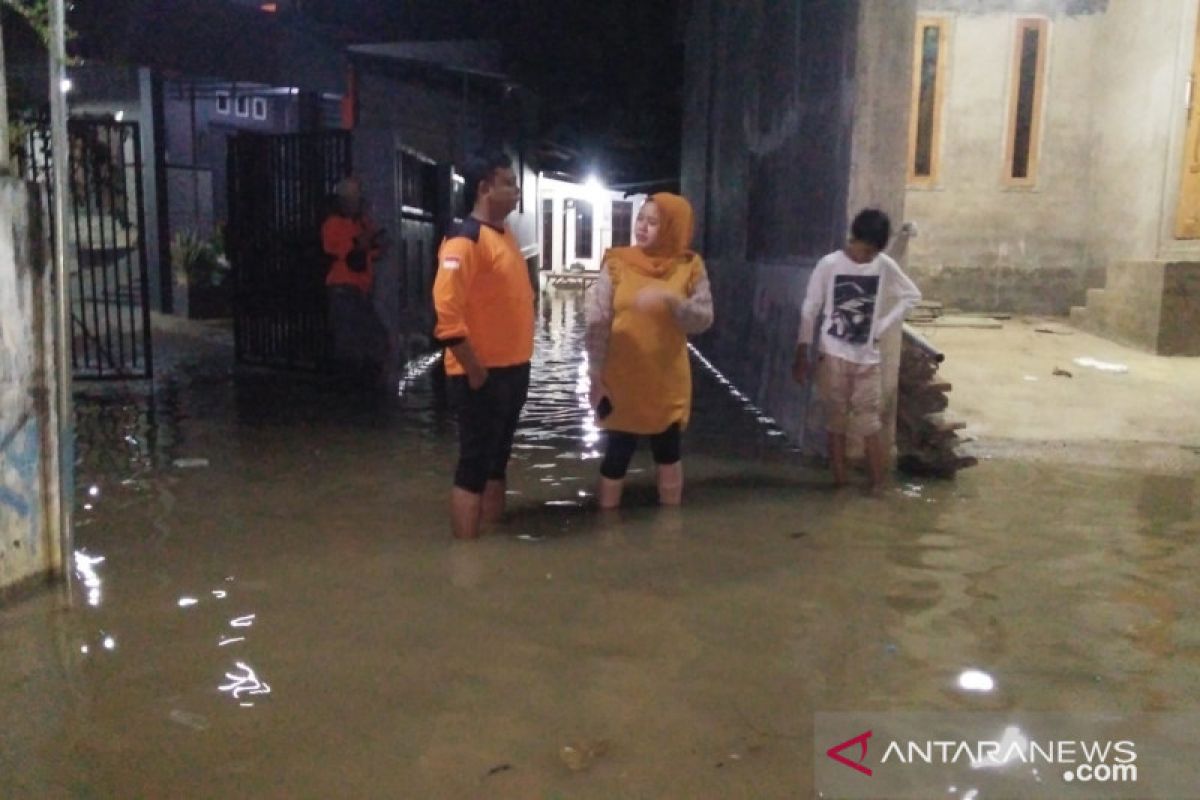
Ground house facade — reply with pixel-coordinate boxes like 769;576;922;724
904;0;1200;353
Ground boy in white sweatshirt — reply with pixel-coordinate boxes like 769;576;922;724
792;209;922;491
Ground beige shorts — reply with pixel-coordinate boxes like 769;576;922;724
816;355;882;437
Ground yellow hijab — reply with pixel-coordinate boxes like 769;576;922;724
607;192;696;278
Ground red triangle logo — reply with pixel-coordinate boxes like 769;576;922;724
826;730;873;776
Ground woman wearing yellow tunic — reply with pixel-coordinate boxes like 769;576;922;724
584;193;714;509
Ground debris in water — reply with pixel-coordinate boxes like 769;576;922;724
1034;324;1073;335
172;457;210;469
1052;367;1073;378
169;710;209;731
1073;357;1129;374
559;740;611;772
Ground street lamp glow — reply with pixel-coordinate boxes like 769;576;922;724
60;78;73;93
585;174;604;192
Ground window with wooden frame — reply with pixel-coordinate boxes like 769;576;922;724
1004;18;1049;186
908;17;949;186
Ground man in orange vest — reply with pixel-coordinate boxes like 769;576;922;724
433;151;534;539
322;177;389;387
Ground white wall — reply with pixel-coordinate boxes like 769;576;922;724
537;177;645;272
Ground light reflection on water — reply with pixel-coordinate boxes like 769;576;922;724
70;292;798;512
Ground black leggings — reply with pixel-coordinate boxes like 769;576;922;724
600;423;682;480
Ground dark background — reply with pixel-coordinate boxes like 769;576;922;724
31;0;687;182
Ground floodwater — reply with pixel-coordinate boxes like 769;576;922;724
2;293;1199;799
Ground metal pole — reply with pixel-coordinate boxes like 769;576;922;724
49;0;75;583
0;14;9;175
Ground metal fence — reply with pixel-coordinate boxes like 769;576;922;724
227;131;352;370
17;118;154;380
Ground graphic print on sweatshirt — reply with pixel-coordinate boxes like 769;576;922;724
827;274;879;345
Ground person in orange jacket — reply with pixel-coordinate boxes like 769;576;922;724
322;177;389;387
432;151;534;539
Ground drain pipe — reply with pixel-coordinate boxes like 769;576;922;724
48;0;75;584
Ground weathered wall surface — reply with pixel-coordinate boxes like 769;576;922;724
354;72;537;357
906;0;1200;313
904;6;1103;313
1090;0;1200;264
852;0;922;451
1;178;62;598
683;0;917;448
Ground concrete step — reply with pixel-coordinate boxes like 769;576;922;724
1085;287;1109;308
1103;260;1164;297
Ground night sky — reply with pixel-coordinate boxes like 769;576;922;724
6;0;685;181
321;0;687;182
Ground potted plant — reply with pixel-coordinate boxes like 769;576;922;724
174;229;231;319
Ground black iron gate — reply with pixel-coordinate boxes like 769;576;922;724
395;147;442;313
17;119;154;380
227;131;351;370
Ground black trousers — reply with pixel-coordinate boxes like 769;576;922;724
449;363;531;493
600;423;682;480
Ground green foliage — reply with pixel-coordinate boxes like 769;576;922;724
172;230;229;290
3;1;54;47
1;0;78;53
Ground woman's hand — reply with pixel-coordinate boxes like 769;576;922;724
589;376;610;409
633;287;679;314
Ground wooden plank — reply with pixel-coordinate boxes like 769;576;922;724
909;316;1004;329
924;412;967;433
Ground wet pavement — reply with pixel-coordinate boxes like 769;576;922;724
2;295;1199;799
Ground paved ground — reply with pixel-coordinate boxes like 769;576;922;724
927;317;1200;473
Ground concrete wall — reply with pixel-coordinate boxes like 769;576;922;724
852;0;924;452
353;68;537;355
357;70;493;168
682;0;917;449
1090;0;1200;264
0;179;62;598
905;3;1105;313
906;0;1200;313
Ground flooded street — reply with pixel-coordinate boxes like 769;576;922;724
2;294;1199;799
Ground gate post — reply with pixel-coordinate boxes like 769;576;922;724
1;179;64;598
